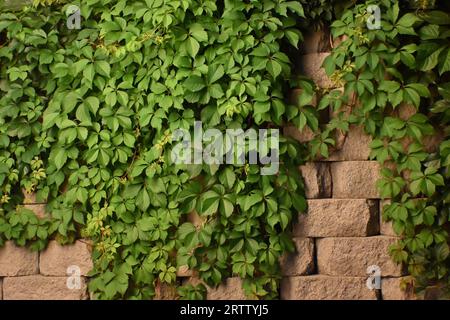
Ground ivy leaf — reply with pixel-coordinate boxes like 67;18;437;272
185;37;200;58
267;60;282;79
95;61;111;77
54;148;67;170
137;188;150;211
85;96;100;114
189;24;208;42
439;48;450;75
184;76;205;92
83;63;95;82
397;13;422;28
379;81;401;93
420;47;444;71
243;191;263;211
207;65;224;84
284;29;302;48
199;190;220;215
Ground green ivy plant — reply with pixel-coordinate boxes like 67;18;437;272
311;0;450;298
0;0;310;299
2;0;449;300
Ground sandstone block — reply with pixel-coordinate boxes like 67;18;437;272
39;240;93;276
327;126;372;161
316;236;403;277
382;277;416;300
207;277;247;300
22;190;45;204
300;53;334;89
281;238;314;276
3;275;88;300
177;265;193;277
331;161;381;199
299;163;331;199
284;125;315;143
0;241;38;276
23;204;47;219
154;282;178;300
280;275;377;300
299;30;332;54
396;103;417;120
294;199;379;237
380;200;397;236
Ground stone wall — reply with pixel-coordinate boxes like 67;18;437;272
0;239;91;300
0;30;418;300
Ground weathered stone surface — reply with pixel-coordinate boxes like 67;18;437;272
299;30;332;54
294;199;379;237
23;204;47;219
280;238;315;276
382;277;416;300
327;126;372;161
300;53;334;88
284;125;315;143
187;211;203;228
207;277;247;300
330;161;381;199
316;236;403;277
423;131;444;153
3;275;88;300
40;240;93;276
281;276;377;300
0;278;2;300
154;282;178;300
299;163;331;199
177;265;193;277
396;103;417;120
380;200;397;236
0;241;38;276
22;190;45;204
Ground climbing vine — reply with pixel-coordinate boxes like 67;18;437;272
312;0;450;298
1;0;449;300
0;0;309;299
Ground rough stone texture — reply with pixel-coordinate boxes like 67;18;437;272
294;199;379;237
187;211;203;227
22;190;45;204
0;241;38;276
154;282;178;300
423;131;444;153
0;278;2;300
23;204;47;219
331;161;381;199
299;30;332;54
280;238;315;276
207;277;247;300
40;240;93;276
316;236;403;277
327;126;372;161
380;200;397;236
300;53;335;89
3;275;88;300
284;125;315;143
299;163;332;199
281;276;377;300
177;265;193;277
382;277;416;300
396;103;417;120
